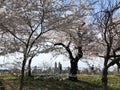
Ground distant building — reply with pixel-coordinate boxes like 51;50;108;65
58;62;62;74
54;62;58;73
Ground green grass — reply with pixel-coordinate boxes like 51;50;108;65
0;74;120;90
78;74;102;86
0;73;17;80
108;75;120;90
78;74;120;90
22;75;101;90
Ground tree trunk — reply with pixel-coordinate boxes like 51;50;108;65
28;59;32;77
102;68;108;90
117;64;120;74
19;58;27;90
69;60;78;81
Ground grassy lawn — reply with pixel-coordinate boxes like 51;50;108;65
78;74;120;90
0;74;120;90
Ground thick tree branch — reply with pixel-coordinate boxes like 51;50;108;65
54;43;74;60
109;55;120;58
107;57;120;68
75;46;83;61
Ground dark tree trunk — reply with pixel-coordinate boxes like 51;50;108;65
19;58;27;90
54;43;83;81
117;63;120;74
69;60;78;81
102;67;108;90
28;59;32;77
117;66;120;74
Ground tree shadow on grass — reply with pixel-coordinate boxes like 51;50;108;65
77;79;102;88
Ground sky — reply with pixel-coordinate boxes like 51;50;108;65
0;52;117;71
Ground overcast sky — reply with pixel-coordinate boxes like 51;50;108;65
0;52;117;71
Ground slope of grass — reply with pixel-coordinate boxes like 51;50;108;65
0;74;120;90
78;74;120;90
108;75;120;90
